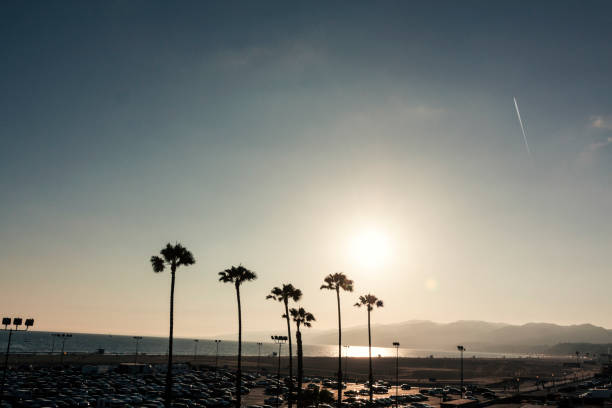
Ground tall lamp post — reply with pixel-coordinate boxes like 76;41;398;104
256;342;263;372
214;340;221;372
1;317;34;406
272;335;288;408
50;333;57;354
551;373;555;391
193;339;199;362
343;345;350;383
575;350;580;366
393;342;400;408
133;336;143;364
54;333;73;365
457;345;465;398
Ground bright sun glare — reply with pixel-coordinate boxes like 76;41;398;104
348;228;391;269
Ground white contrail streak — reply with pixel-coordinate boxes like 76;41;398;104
513;97;531;156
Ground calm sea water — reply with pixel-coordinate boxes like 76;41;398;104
0;330;520;359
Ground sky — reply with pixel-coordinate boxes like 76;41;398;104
1;1;612;341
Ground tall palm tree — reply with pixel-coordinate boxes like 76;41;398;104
354;293;384;403
219;265;257;408
266;284;302;408
320;273;354;408
150;243;196;408
290;307;315;407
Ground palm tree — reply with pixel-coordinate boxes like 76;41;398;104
290;307;315;407
320;273;354;408
266;284;302;408
219;265;257;408
150;243;196;408
354;293;384;402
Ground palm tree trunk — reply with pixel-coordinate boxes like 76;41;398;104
236;284;242;408
368;308;373;403
296;328;303;407
336;288;342;408
165;268;176;408
285;301;293;408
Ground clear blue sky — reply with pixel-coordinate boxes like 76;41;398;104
1;1;611;338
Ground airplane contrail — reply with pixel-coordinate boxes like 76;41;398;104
513;97;531;156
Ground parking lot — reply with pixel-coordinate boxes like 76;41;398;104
0;364;505;408
241;375;497;408
7;363;606;408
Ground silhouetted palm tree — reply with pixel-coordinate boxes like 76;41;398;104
320;273;354;408
267;284;302;408
290;307;315;407
150;243;196;408
354;293;384;402
219;265;257;408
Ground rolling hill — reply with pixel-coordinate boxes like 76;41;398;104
309;320;612;353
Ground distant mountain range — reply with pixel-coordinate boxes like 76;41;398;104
306;320;612;354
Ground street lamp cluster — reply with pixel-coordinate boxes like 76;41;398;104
392;342;400;408
256;342;263;372
2;317;35;406
271;335;288;408
457;345;465;398
214;340;222;371
133;336;143;364
193;339;199;362
52;333;73;365
2;318;34;331
344;345;350;382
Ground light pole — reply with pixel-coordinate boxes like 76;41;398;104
193;339;199;362
50;334;57;354
133;336;143;364
393;342;400;408
457;345;465;398
575;350;580;366
272;335;288;408
1;317;34;407
257;342;263;372
344;345;350;383
551;373;555;391
214;340;221;372
56;333;73;365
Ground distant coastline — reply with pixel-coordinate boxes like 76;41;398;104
2;329;609;358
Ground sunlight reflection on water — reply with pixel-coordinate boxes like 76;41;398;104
2;332;524;358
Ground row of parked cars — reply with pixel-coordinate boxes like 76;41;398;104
2;363;504;408
342;394;432;407
0;366;262;408
335;380;498;408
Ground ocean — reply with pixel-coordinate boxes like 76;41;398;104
0;330;521;359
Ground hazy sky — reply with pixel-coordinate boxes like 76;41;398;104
1;1;612;340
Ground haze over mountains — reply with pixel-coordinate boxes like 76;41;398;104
310;320;612;353
223;320;612;354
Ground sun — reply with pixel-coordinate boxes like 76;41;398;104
348;228;391;269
